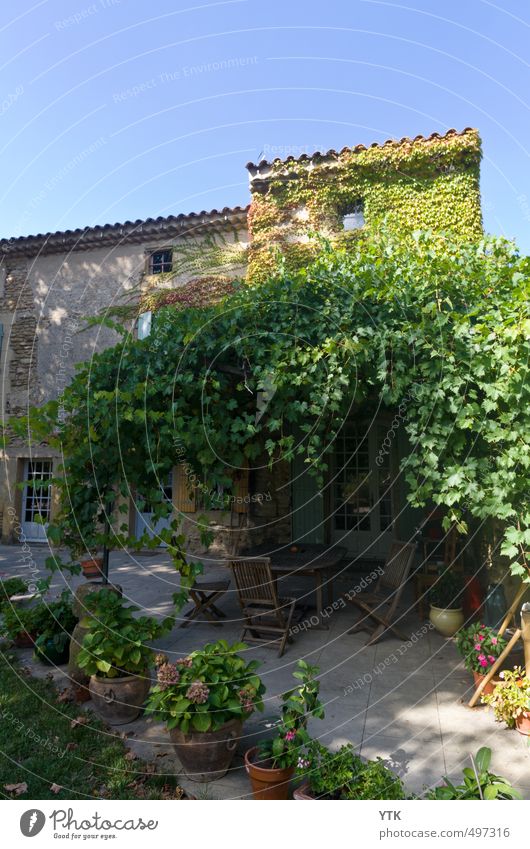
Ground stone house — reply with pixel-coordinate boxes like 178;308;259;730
0;127;483;556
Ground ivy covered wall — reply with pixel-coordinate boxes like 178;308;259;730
246;128;483;283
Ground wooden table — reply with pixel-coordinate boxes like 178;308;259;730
242;543;347;629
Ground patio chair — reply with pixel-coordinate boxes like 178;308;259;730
346;540;416;646
227;557;297;657
179;578;230;628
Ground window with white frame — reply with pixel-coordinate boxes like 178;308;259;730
341;200;365;231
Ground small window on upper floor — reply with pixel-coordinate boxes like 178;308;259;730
149;249;173;274
341;200;365;231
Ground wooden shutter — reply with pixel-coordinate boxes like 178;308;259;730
173;464;196;513
232;459;249;514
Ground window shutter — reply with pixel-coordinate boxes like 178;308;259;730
173;464;196;513
232;460;250;514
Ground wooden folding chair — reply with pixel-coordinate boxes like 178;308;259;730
227;557;297;657
179;578;230;628
346;540;416;646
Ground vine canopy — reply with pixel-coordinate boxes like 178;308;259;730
16;229;530;582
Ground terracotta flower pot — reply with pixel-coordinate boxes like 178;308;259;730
293;782;315;799
515;712;530;736
89;672;151;725
170;718;242;782
14;631;36;648
472;669;501;697
80;557;104;579
244;747;295;799
429;605;464;637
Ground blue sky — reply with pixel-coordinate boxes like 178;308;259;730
2;0;530;250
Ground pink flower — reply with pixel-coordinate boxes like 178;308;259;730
488;655;496;664
284;730;296;742
491;637;498;645
478;635;485;641
479;658;488;668
474;643;482;651
477;654;486;662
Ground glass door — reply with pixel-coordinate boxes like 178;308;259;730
21;460;53;542
332;421;394;557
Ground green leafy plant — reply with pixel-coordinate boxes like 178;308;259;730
428;571;464;610
482;667;530;728
258;660;325;769
1;604;40;641
33;591;77;657
77;590;174;678
145;639;265;733
455;623;507;674
297;740;406;799
0;578;28;610
426;747;521;799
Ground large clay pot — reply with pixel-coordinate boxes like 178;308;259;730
89;672;151;725
515;712;530;736
429;605;464;637
472;669;501;697
34;638;70;666
170;718;242;782
244;747;295;799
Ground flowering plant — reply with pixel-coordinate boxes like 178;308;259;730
296;740;405;799
454;623;507;674
482;667;530;728
144;639;265;733
257;660;324;770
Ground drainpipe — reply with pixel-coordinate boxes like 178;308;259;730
521;602;530;672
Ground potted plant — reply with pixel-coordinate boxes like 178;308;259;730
145;639;265;782
294;740;406;799
80;554;104;580
1;604;39;647
428;571;465;636
426;747;520;799
0;577;29;606
244;660;324;800
482;667;530;735
33;591;78;665
455;623;507;695
77;590;174;725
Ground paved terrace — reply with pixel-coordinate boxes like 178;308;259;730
2;544;529;800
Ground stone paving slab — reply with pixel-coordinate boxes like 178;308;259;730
2;544;530;799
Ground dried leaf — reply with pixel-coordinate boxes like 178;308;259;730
50;783;62;794
4;782;27;796
124;750;137;761
70;716;88;729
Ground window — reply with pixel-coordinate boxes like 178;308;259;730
137;311;152;340
149;249;173;274
341;200;365;231
23;460;53;524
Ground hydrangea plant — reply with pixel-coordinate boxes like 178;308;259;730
145;639;265;733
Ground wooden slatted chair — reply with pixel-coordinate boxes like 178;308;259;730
179;578;230;628
346;540;416;646
227;557;297;657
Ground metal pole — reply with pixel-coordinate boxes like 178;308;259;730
521;603;530;672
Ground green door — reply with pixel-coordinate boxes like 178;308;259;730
291;450;324;543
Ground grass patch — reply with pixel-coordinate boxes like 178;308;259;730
0;649;184;799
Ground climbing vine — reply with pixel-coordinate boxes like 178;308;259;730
247;128;482;282
14;227;530;587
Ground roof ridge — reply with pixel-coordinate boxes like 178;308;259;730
0;204;250;253
245;127;478;171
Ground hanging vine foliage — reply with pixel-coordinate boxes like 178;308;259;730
12;228;530;585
